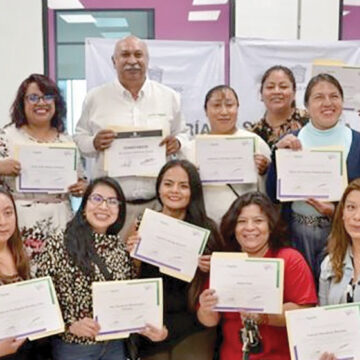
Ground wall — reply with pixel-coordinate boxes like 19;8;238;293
47;0;231;81
0;0;44;127
343;5;360;39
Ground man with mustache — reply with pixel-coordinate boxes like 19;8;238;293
74;35;189;235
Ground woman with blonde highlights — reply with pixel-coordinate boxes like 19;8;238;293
319;178;360;304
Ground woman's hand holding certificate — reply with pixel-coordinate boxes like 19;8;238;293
131;209;210;282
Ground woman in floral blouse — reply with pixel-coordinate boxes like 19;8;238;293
245;65;308;148
36;177;134;360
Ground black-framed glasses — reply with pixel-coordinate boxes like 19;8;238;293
25;93;56;104
88;193;121;208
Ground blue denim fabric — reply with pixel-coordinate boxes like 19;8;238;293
290;216;331;286
52;338;126;360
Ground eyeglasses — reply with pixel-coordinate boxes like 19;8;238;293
88;193;121;208
25;93;56;104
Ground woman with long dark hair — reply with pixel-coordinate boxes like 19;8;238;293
127;159;223;360
36;177;133;360
197;192;317;360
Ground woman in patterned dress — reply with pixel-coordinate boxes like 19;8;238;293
0;74;86;263
36;177;134;360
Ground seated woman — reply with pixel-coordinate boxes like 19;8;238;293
245;65;308;148
197;192;317;360
0;74;86;262
36;177;133;360
127;159;223;360
0;187;29;359
181;85;271;224
266;73;360;281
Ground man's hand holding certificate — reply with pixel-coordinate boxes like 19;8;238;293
195;135;257;184
105;129;166;177
132;209;210;282
15;143;77;193
93;278;163;341
0;277;64;341
210;252;284;313
276;148;347;202
286;303;360;360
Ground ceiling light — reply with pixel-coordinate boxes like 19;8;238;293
60;14;96;23
344;0;360;5
101;32;131;38
188;10;220;21
95;18;129;27
193;0;228;5
47;0;84;9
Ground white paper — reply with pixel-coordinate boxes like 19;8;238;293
210;253;284;314
286;303;360;360
132;209;210;282
0;277;64;340
196;136;257;184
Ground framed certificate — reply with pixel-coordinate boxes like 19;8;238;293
195;135;257;185
104;129;166;177
15;142;77;193
210;252;284;314
0;276;64;340
132;209;210;282
93;278;163;341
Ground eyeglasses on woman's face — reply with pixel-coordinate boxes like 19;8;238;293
88;193;121;208
25;93;56;105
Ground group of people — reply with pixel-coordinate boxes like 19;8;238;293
1;34;359;360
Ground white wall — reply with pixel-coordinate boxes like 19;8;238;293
0;0;44;127
235;0;340;41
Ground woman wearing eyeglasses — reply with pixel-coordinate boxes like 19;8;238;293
0;74;86;264
36;177;134;360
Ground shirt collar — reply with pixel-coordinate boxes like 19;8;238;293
114;77;150;99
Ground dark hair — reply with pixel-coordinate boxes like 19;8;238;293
220;192;289;253
156;159;224;310
327;179;360;282
260;65;296;108
64;177;126;276
10;73;66;132
0;187;30;281
304;73;344;107
204;85;239;110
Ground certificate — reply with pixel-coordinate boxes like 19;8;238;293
210;252;284;314
15;143;77;193
276;148;347;202
312;63;360;111
195;135;257;185
93;278;163;341
0;277;64;340
105;129;166;177
132;209;210;282
286;303;360;360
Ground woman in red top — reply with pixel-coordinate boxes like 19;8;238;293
197;192;317;360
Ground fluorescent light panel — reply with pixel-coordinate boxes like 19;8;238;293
95;18;129;27
193;0;228;5
60;14;96;23
344;0;360;5
188;10;220;21
48;0;84;9
101;32;131;38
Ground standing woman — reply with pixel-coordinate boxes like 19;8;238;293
266;73;360;280
0;74;86;261
127;159;223;360
197;192;317;360
245;65;308;148
181;85;271;224
0;187;29;359
36;177;133;360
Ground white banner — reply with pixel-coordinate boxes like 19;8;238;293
85;38;225;136
230;38;360;130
